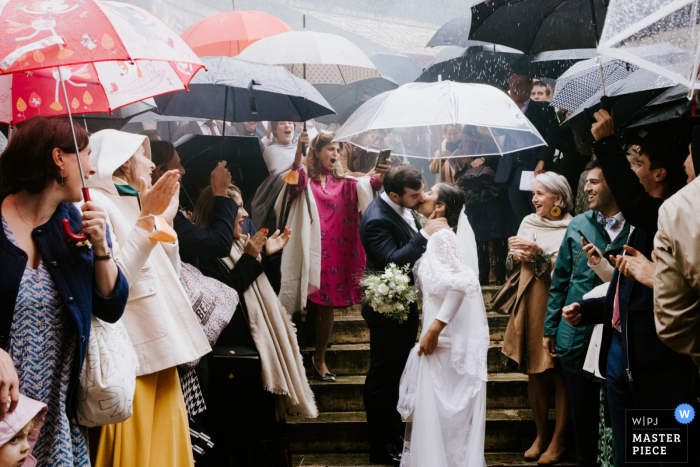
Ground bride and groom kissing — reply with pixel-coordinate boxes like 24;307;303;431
360;164;490;467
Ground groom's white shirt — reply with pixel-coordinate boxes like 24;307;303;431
380;192;430;239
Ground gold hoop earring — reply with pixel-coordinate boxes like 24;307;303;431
60;166;65;187
550;206;561;217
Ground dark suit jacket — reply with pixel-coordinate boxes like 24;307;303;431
577;137;691;377
173;196;238;269
360;196;428;279
495;101;560;184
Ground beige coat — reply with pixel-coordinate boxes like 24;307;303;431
654;177;700;370
87;130;210;376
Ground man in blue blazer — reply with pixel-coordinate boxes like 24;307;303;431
360;164;448;466
495;73;560;222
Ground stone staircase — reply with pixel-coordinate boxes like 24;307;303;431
289;286;575;467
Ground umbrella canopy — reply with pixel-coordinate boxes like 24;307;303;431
154;55;335;123
314;77;399;125
513;49;597;80
175;135;269;210
181;10;293;57
0;0;204;125
435;0;607;55
0;1;202;74
334;81;546;159
552;57;639;112
236;30;381;85
369;53;422;85
598;0;700;91
416;45;522;89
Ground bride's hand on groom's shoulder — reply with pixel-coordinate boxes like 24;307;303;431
424;211;450;236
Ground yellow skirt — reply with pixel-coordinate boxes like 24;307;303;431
95;367;194;467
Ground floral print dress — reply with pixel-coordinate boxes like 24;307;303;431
289;167;381;307
3;216;90;467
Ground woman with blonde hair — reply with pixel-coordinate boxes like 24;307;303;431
285;131;388;380
87;130;211;467
500;172;574;464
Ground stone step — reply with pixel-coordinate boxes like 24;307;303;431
329;312;508;345
302;342;521;378
288;409;563;454
291;452;577;466
310;373;538;412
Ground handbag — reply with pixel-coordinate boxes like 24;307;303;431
490;264;521;315
179;262;238;369
76;316;139;427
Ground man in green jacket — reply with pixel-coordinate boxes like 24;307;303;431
544;160;630;467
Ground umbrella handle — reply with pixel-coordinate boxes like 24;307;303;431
584;95;611;123
62;187;90;242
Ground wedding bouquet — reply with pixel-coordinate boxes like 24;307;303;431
361;263;417;324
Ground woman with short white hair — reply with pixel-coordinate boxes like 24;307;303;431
499;172;573;464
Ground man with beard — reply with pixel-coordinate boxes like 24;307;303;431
544;160;630;467
360;164;448;466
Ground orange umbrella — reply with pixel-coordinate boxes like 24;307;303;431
181;11;293;57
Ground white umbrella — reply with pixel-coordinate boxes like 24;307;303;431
236;30;381;85
598;0;700;93
334;81;546;161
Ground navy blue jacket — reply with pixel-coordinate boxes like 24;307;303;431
0;196;129;416
577;138;692;378
360;195;428;281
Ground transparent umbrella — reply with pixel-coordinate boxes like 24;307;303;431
333;81;546;178
598;0;700;94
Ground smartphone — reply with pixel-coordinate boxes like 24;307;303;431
375;149;392;168
578;229;600;258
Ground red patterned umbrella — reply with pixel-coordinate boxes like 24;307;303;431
0;0;204;240
181;10;292;57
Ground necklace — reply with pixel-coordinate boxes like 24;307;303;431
13;197;35;229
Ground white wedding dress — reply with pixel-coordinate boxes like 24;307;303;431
398;213;490;467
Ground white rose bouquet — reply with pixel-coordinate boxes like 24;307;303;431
361;263;417;324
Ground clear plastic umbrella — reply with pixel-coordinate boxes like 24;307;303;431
598;0;700;93
333;81;546;166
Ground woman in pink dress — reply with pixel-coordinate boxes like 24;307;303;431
289;131;388;380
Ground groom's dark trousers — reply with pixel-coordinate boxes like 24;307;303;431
360;196;428;450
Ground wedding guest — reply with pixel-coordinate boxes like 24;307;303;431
501;172;573;464
0;117;128;465
562;110;696;467
0;394;47;467
543;161;630;467
285;132;388;380
87;130;211;467
192;184;317;466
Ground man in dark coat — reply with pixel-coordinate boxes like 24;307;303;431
495;73;560;222
562;110;698;467
360;164;447;466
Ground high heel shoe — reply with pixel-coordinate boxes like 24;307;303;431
312;356;336;382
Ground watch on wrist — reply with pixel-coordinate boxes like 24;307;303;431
94;250;112;261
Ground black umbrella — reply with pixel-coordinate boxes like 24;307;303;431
564;69;677;137
513;48;597;79
468;0;607;55
175;135;269;211
415;45;522;89
314;78;399;125
154;56;335;124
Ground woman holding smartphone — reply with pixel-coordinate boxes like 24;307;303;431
286;131;388;380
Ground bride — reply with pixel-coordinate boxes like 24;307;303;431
398;183;490;467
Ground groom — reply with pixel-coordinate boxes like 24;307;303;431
360;164;448;466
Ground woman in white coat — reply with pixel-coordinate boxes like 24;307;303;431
87;130;211;467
